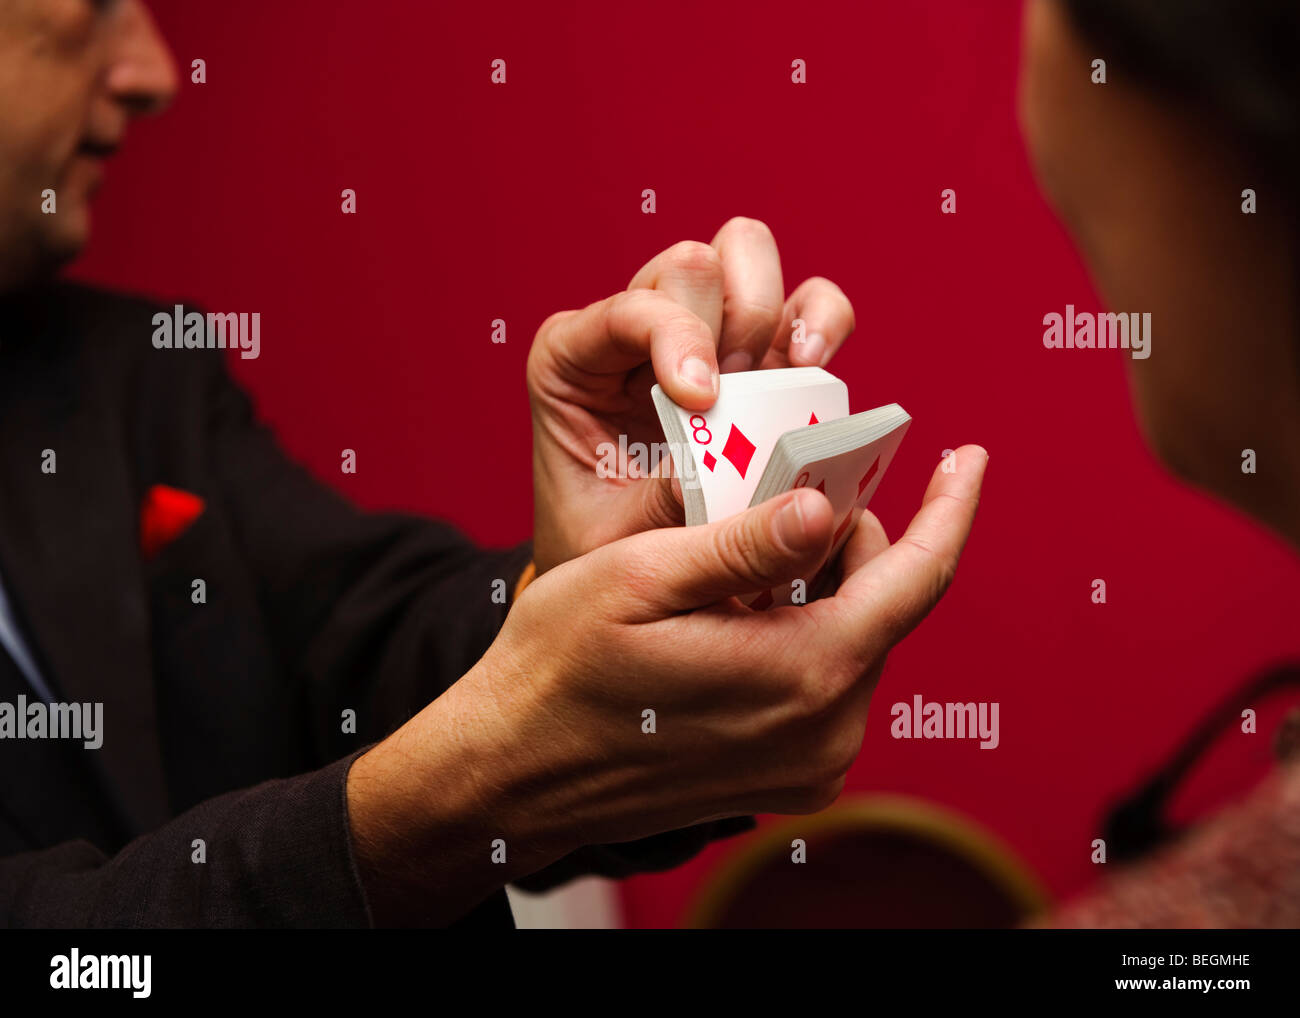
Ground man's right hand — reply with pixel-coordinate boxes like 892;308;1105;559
347;444;987;925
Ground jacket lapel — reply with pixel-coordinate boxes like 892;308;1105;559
0;288;171;836
0;648;128;850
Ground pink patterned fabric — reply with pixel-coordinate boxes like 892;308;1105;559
1040;760;1300;928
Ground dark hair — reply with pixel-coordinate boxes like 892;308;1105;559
1062;0;1299;184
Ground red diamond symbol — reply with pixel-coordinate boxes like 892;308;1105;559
857;457;880;498
750;588;774;611
702;450;717;472
809;412;819;425
832;509;855;547
721;424;756;478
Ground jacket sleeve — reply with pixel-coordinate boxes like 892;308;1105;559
197;350;532;758
0;307;736;928
194;352;755;896
2;339;529;928
0;748;373;927
513;817;758;894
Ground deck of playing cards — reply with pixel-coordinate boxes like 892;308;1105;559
651;367;910;607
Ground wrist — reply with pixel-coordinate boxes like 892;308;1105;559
345;660;577;925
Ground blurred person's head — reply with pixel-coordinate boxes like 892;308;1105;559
0;0;176;293
1019;0;1300;547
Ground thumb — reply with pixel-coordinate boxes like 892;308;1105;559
635;488;834;615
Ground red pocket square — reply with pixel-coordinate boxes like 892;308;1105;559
140;484;206;561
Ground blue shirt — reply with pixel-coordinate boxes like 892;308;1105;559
0;569;54;703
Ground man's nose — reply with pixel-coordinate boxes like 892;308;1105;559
105;0;180;116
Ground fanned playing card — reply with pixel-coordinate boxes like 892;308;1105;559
743;406;910;607
651;368;909;608
651;367;849;526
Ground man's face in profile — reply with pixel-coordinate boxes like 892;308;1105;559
0;0;176;289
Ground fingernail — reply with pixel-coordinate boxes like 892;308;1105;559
792;332;826;366
720;350;753;374
776;491;807;548
679;356;717;395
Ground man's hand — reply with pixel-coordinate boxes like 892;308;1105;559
527;217;856;574
347;446;986;924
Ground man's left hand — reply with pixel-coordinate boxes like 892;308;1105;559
527;217;856;574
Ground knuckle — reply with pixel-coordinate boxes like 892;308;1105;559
710;517;774;588
787;630;860;711
527;310;574;373
662;304;710;337
720;216;775;244
786;664;839;721
619;288;706;338
877;591;923;646
904;532;960;599
536;308;576;339
525;343;542;384
608;287;650;321
662;240;723;280
728;299;783;340
614;543;663;603
763;667;809;720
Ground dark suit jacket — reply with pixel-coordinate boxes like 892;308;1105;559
0;281;750;928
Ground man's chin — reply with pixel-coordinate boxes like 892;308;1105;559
0;217;90;293
47;200;93;258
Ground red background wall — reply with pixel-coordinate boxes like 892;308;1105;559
71;0;1300;926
